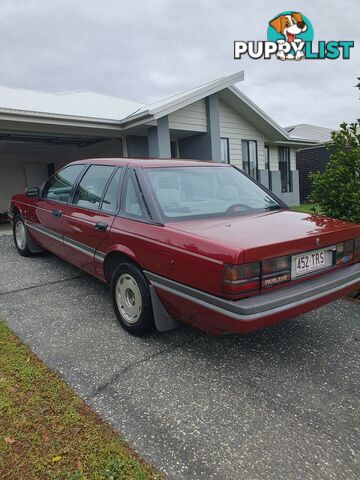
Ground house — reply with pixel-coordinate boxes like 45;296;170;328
0;72;317;214
285;124;335;203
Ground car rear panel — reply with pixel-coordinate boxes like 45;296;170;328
168;210;360;262
168;209;360;297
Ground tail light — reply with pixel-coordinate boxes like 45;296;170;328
223;262;260;295
354;237;360;263
224;238;359;298
261;255;291;288
335;240;354;265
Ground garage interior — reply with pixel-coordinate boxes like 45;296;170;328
0;122;124;215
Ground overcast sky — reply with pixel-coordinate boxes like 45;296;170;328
0;0;359;128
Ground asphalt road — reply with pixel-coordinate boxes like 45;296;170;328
0;235;359;480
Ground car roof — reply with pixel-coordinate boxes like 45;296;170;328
70;158;230;168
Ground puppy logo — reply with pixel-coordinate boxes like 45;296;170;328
234;12;354;61
268;11;313;61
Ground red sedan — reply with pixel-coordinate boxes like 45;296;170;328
9;158;360;336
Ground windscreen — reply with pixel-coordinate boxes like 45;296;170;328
146;166;280;220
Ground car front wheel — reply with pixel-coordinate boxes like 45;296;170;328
111;262;155;335
13;215;32;257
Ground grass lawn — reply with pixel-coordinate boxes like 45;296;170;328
0;321;160;480
290;204;321;214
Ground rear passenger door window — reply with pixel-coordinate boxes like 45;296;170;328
73;165;115;210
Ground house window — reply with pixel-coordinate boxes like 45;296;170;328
170;140;179;158
264;145;272;190
47;163;56;177
241;140;258;179
264;145;269;170
279;147;292;192
220;138;230;163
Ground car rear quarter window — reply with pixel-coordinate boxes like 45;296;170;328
43;164;84;203
122;171;150;220
72;165;115;210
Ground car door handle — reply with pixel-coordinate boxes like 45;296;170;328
95;221;108;231
52;209;62;218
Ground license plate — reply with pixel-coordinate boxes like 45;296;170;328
291;248;334;278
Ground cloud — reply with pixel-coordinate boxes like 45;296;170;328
0;0;358;127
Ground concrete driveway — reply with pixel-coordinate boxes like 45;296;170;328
0;235;359;480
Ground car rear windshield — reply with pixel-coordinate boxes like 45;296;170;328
145;166;281;220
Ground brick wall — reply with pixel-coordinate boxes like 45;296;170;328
296;147;331;203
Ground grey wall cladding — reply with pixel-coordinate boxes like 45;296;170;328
126;135;149;157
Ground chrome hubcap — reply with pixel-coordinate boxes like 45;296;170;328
115;273;142;324
15;221;26;250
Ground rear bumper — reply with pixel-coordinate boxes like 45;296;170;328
145;264;360;334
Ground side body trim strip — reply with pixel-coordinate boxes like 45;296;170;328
26;222;105;262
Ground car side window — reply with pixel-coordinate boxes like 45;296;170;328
123;171;149;220
43;164;84;203
72;165;115;210
101;168;122;213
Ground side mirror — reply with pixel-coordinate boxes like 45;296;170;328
25;187;40;198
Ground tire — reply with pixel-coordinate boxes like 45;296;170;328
111;262;155;335
13;215;32;257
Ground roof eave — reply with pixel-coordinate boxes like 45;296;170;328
296;141;333;150
0;107;123;126
272;138;320;147
151;71;244;118
119;71;245;128
118;112;154;129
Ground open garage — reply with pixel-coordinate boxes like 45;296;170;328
0;85;143;215
0;132;124;214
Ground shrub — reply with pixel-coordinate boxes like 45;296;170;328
310;120;360;224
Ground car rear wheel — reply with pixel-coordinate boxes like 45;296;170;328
111;262;155;335
13;215;32;257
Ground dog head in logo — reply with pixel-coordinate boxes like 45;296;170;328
269;12;308;60
269;12;307;42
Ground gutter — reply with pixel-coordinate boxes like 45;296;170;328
295;142;333;151
0;106;157;133
0;106;123;125
272;139;320;147
118;112;155;128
